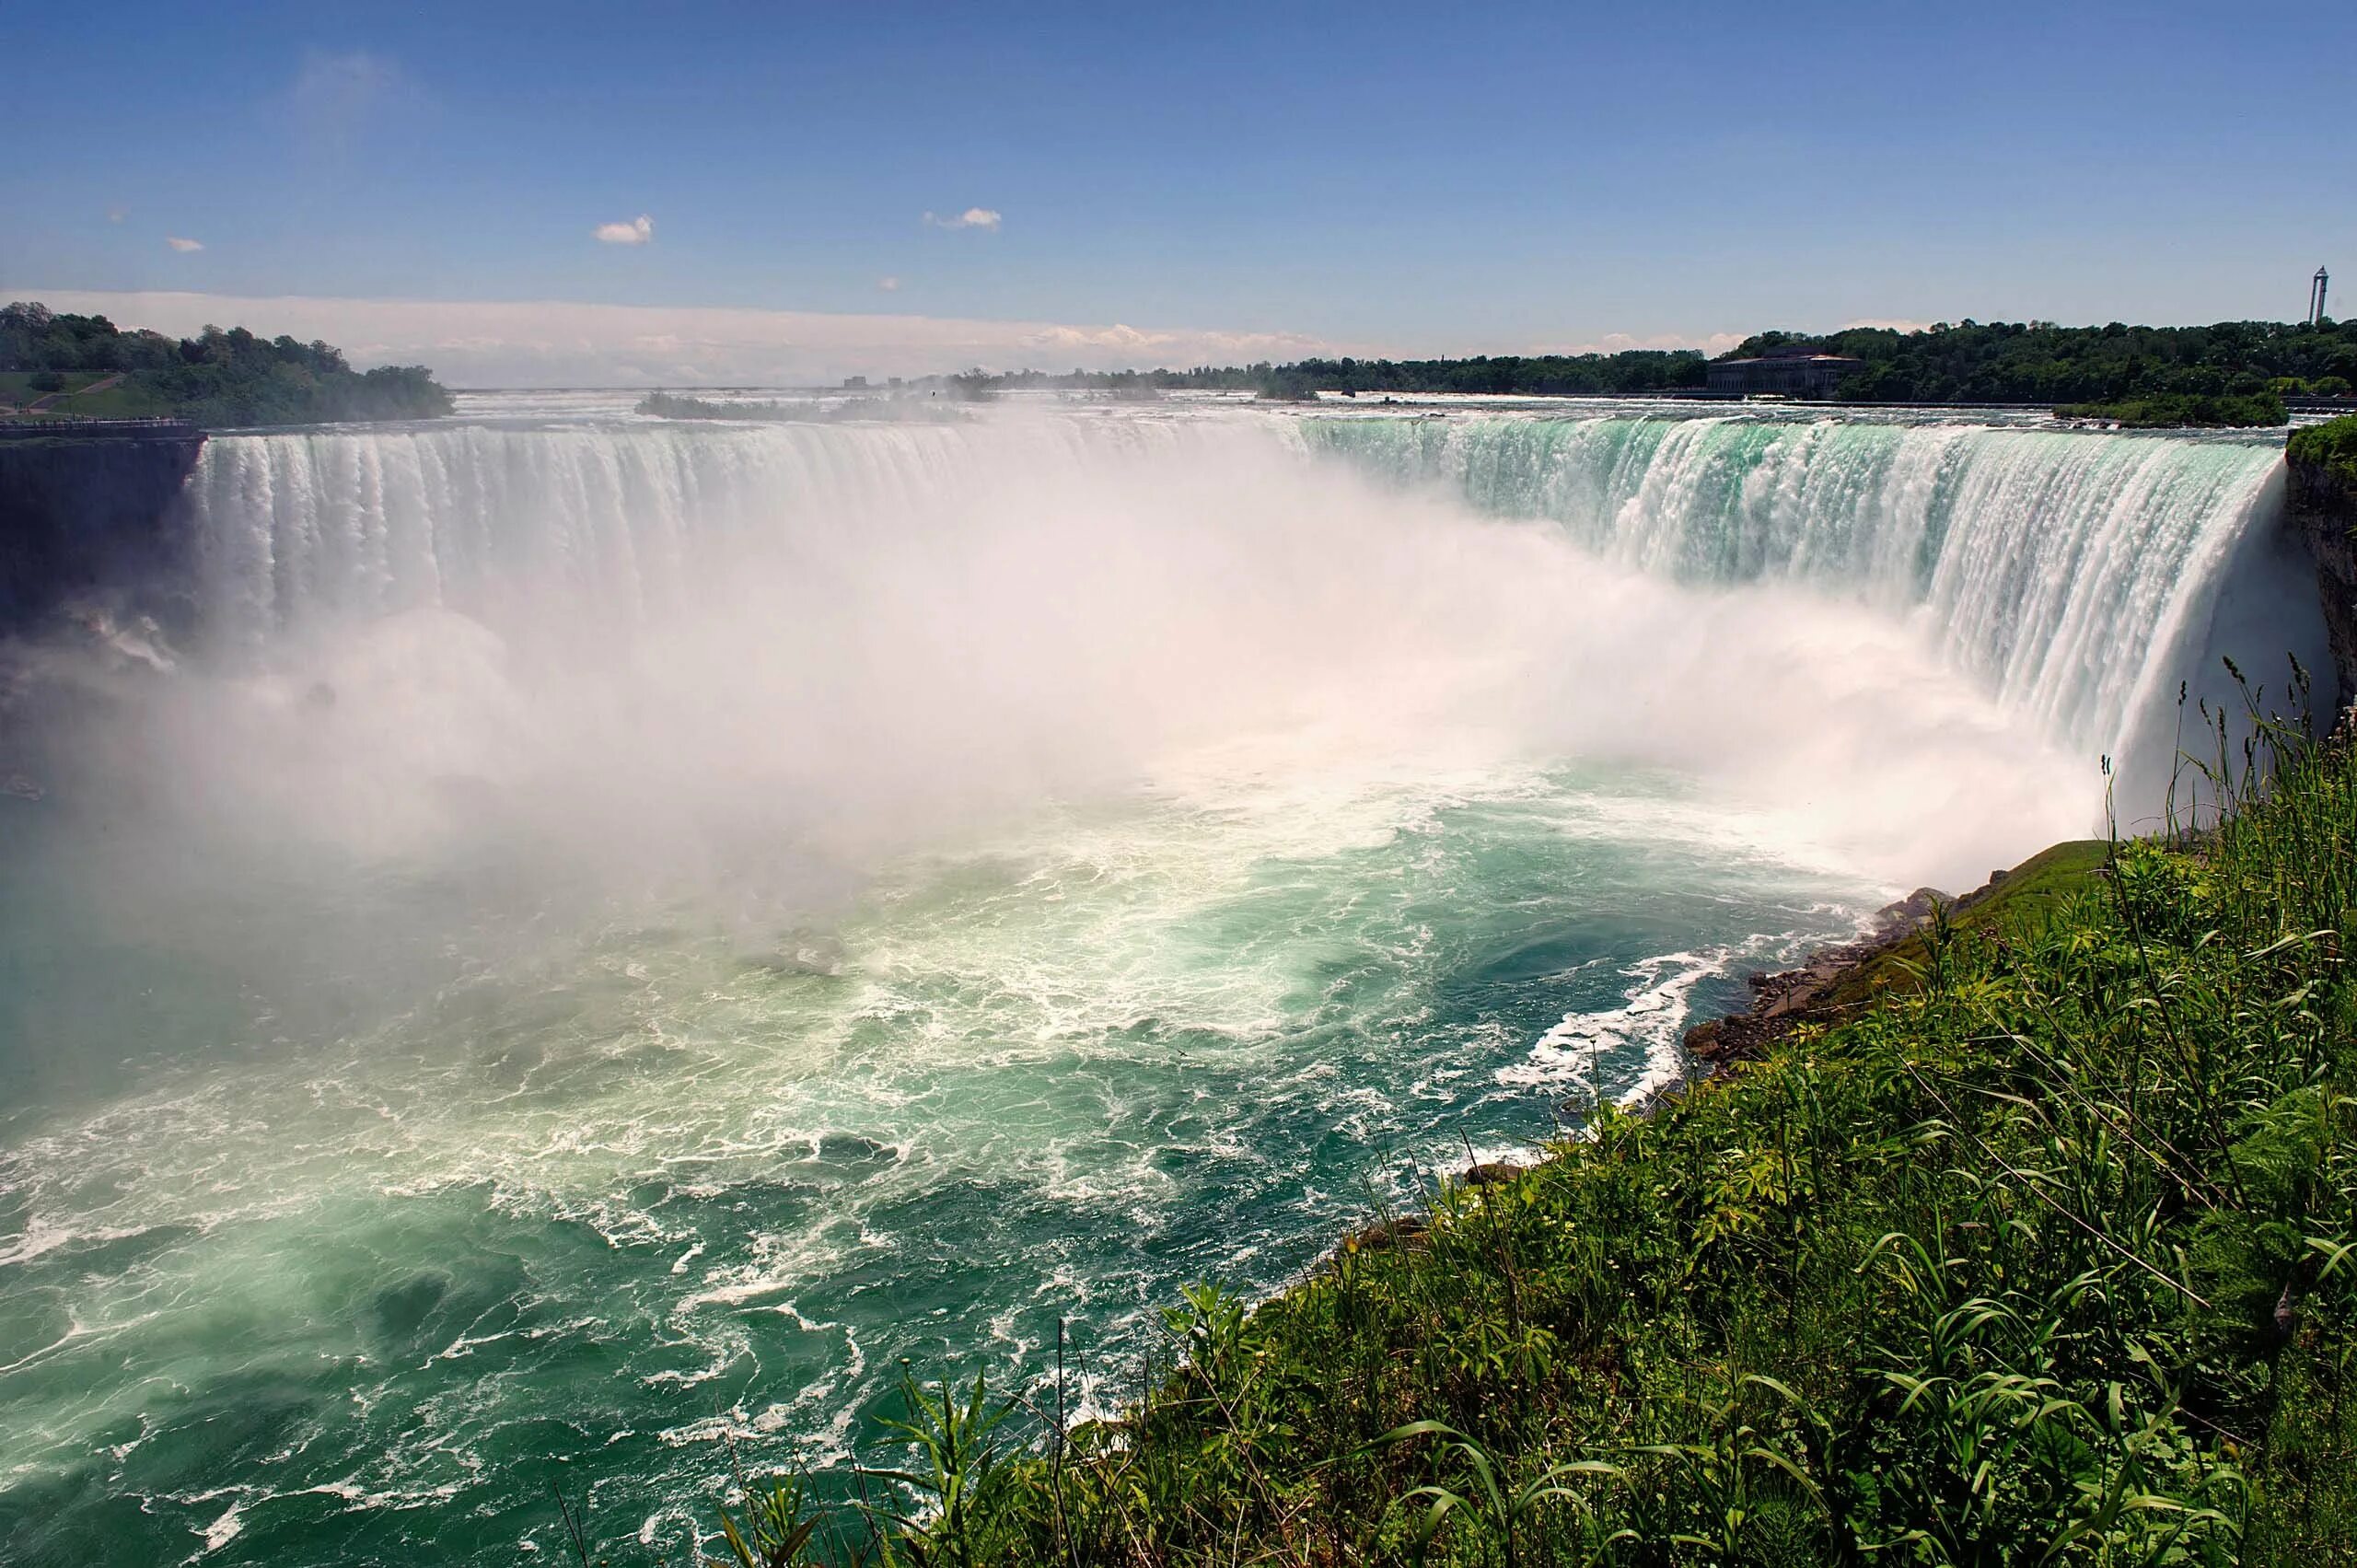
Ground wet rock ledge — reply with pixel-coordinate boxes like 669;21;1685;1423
1681;839;2111;1076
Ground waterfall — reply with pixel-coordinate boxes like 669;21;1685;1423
181;416;1241;656
180;409;2321;785
9;407;2324;1562
1302;413;2317;766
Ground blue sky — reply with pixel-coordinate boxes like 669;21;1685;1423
4;2;2351;382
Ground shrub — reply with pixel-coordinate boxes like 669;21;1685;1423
2055;390;2288;427
2290;413;2357;484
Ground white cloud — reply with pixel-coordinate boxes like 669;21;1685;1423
1024;323;1180;352
877;276;902;292
923;207;1002;231
6;286;1771;389
1545;330;1747;358
3;288;1341;388
107;206;128;225
166;237;204;253
595;215;655;246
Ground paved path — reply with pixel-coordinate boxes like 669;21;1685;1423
24;373;126;412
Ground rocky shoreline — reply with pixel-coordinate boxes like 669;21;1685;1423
1337;885;1960;1260
1676;884;1950;1077
1345;848;2111;1257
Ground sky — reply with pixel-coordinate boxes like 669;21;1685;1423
4;1;2352;386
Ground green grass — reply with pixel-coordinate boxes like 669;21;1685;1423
0;369;173;418
622;702;2357;1567
0;369;101;408
51;382;174;418
1822;839;2111;1013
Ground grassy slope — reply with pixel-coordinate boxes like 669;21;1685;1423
712;729;2357;1566
0;369;174;417
1823;839;2113;1012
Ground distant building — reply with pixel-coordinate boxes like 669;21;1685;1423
1705;344;1865;399
2313;266;2332;327
842;375;869;389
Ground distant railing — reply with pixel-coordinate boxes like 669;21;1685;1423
0;415;203;439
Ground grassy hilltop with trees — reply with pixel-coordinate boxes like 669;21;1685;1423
0;300;452;427
663;692;2357;1566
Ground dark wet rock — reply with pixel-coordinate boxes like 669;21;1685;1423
1460;1161;1526;1188
1675;885;1954;1084
0;428;206;637
1341;1214;1427;1255
2287;444;2357;714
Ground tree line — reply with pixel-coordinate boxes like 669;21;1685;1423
1771;317;2357;403
956;317;2357;408
1;301;453;426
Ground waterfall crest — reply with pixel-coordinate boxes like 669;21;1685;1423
182;409;2320;784
1304;414;2310;762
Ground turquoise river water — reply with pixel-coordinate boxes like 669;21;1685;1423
0;397;2323;1563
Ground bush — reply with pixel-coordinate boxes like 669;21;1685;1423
2290;414;2357;484
2055;390;2288;427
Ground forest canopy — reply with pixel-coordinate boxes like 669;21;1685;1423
0;301;453;426
1745;317;2357;403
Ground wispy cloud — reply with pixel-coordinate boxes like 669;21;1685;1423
923;207;1002;231
291;49;424;156
7;289;1341;387
877;276;902;293
595;215;655;246
166;237;204;253
107;206;128;225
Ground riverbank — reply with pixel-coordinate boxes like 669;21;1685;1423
694;720;2357;1564
1678;839;2110;1080
1340;844;2113;1269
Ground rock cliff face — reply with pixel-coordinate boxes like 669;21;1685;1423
2287;447;2357;715
0;428;204;636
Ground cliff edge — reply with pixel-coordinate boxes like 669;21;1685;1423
2288;414;2357;713
0;424;204;636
